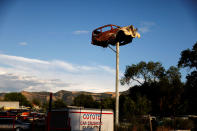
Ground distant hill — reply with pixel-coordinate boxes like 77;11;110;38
0;90;120;105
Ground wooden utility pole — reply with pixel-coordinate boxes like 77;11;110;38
115;42;119;126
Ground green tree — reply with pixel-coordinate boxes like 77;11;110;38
122;61;183;116
178;42;197;114
41;101;49;112
101;97;115;109
165;66;182;85
135;95;151;115
119;95;136;122
119;94;151;123
40;99;67;111
53;99;67;109
4;93;32;107
121;61;165;85
32;98;41;106
73;94;96;108
178;42;197;69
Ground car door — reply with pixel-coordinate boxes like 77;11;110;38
0;118;14;130
100;25;113;41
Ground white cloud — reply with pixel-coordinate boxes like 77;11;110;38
0;73;71;92
0;54;49;64
72;30;89;35
52;60;78;72
19;42;28;46
139;22;155;33
0;53;124;93
98;65;115;74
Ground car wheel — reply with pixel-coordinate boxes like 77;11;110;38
16;127;22;131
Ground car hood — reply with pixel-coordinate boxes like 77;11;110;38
119;25;141;38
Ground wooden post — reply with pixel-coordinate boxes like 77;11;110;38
49;93;52;112
115;42;119;127
47;93;52;131
149;114;153;131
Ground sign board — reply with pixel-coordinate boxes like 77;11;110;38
69;108;113;131
48;108;114;131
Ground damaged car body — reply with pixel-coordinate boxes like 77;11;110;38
91;24;140;48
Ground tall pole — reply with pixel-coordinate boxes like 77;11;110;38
49;93;52;112
115;42;119;126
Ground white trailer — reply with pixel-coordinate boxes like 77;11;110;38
69;108;114;131
48;108;114;131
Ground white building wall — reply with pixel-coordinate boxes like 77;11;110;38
0;101;19;109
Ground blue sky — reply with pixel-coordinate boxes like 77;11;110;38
0;0;197;93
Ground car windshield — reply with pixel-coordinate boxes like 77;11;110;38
112;25;119;29
102;26;111;32
93;29;101;34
